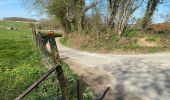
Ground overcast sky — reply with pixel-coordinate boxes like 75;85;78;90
0;0;169;23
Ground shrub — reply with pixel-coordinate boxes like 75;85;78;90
146;35;160;42
123;27;138;37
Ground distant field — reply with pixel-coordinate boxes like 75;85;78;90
0;21;29;29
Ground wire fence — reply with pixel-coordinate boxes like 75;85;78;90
16;27;109;100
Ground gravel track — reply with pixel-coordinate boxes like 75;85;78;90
47;38;170;100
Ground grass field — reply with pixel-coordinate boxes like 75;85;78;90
0;21;56;99
0;21;29;29
0;21;93;100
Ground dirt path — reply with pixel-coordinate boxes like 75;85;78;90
47;38;170;100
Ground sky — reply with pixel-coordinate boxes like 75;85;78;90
0;0;46;20
0;0;170;23
133;0;170;23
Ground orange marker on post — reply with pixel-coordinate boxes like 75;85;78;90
47;31;54;36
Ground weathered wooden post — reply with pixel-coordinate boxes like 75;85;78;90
31;27;40;51
77;78;83;100
48;33;60;63
47;32;69;100
31;26;36;40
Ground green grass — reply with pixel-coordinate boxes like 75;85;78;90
0;21;29;29
60;37;67;45
62;27;170;54
0;21;93;100
0;21;47;99
146;35;161;42
0;29;44;99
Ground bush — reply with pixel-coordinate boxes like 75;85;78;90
123;27;138;37
146;35;160;42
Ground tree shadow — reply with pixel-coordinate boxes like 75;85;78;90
99;58;170;100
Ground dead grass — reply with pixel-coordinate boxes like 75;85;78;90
137;38;160;47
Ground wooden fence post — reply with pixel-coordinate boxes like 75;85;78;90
31;27;37;47
48;36;60;62
31;29;69;99
56;65;69;100
77;78;83;100
48;35;69;100
32;27;36;40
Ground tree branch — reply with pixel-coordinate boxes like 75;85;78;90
131;0;144;13
84;0;99;12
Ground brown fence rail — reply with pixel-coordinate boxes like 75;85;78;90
15;65;59;100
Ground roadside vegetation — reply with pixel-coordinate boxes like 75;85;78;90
60;25;170;53
0;21;93;99
24;0;170;54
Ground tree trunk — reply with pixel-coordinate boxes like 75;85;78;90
113;0;144;37
77;0;85;32
114;0;129;37
108;0;118;28
141;0;160;30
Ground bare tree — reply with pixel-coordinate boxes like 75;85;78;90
113;0;144;37
23;0;145;38
141;0;164;30
108;0;118;28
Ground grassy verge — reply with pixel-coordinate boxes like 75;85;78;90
60;29;170;54
0;21;93;100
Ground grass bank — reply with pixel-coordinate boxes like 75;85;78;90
0;21;93;99
60;28;170;54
